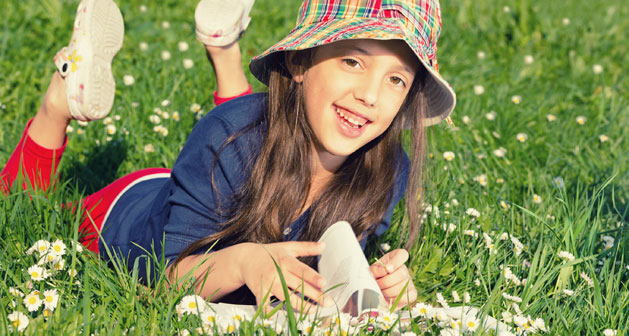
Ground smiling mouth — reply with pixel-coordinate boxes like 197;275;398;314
335;106;369;128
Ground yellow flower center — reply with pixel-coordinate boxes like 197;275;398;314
13;319;21;327
227;325;235;333
28;296;37;304
188;302;196;309
233;315;242;321
44;309;52;317
46;296;53;302
54;245;61;252
420;308;427;314
39;246;47;252
468;321;476;327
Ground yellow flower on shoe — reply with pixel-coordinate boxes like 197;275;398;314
68;50;83;72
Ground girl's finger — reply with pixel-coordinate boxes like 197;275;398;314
382;249;409;270
286;258;327;289
284;241;326;258
369;262;389;279
284;272;330;307
376;267;409;290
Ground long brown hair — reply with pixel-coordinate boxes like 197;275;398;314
172;48;427;271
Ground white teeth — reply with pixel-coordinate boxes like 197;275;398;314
335;106;367;128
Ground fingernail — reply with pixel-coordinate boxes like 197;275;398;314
386;264;395;273
318;278;327;287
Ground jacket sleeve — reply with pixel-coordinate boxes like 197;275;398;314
163;113;251;264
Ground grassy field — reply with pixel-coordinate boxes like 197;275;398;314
1;0;628;334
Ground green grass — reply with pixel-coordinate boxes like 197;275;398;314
1;0;628;334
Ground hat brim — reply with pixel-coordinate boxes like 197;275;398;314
249;18;456;127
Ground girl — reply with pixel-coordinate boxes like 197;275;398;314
1;0;455;312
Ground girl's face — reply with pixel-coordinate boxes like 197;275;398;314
293;39;419;165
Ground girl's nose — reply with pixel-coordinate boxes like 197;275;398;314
354;75;381;108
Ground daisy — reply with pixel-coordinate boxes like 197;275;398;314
492;131;501;138
500;200;509;210
464;229;477;237
493;147;507;157
123;75;135;86
477;51;486;60
592;64;603;74
523;55;534;64
511;95;522;104
139;42;149;51
139;5;147;12
516;133;528;143
77;129;84;135
511;236;524;255
501;311;514;323
23;291;43;312
28;265;45;281
546;114;556;122
183;59;194;69
72;241;84;253
451;199;459;207
50;239;66;256
161;99;171;107
485;110;497;120
503;6;511;13
53;258;65;271
172;111;180;121
200;310;216;326
27;240;50;255
599;134;609;142
466;208;480;218
473;85;484;95
462;115;471;124
376;311;396;328
161;21;170;29
443;151;455;161
106;125;116;135
190;103;201;113
43;289;59;311
149;114;161;124
77;120;89;127
474;174;488;187
178;295;206;315
9;287;24;297
411;302;433;318
557;251;575;261
66;125;74;133
562;289;575;296
463;292;471;303
462;316;479;332
178;41;189;52
576;116;586;125
379;243;391;252
502;293;522;303
7;311;29;332
144;144;155;153
603;329;617;336
562;17;571;25
532;194;542;204
161;50;172;61
68;268;78;277
451;291;460;302
499;232;509;240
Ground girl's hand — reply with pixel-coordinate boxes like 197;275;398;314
237;241;331;313
369;248;417;310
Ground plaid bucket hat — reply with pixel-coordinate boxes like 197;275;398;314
249;0;456;126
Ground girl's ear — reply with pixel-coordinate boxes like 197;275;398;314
285;51;305;83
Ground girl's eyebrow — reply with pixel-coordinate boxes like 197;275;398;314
338;45;415;75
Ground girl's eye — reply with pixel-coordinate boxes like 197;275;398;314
389;76;406;87
343;59;360;68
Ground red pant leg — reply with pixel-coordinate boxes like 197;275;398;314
1;119;67;194
213;85;253;106
77;168;171;254
1;120;172;254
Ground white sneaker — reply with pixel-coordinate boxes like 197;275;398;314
53;0;124;121
195;0;255;47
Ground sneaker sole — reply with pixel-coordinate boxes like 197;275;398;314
71;0;124;121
